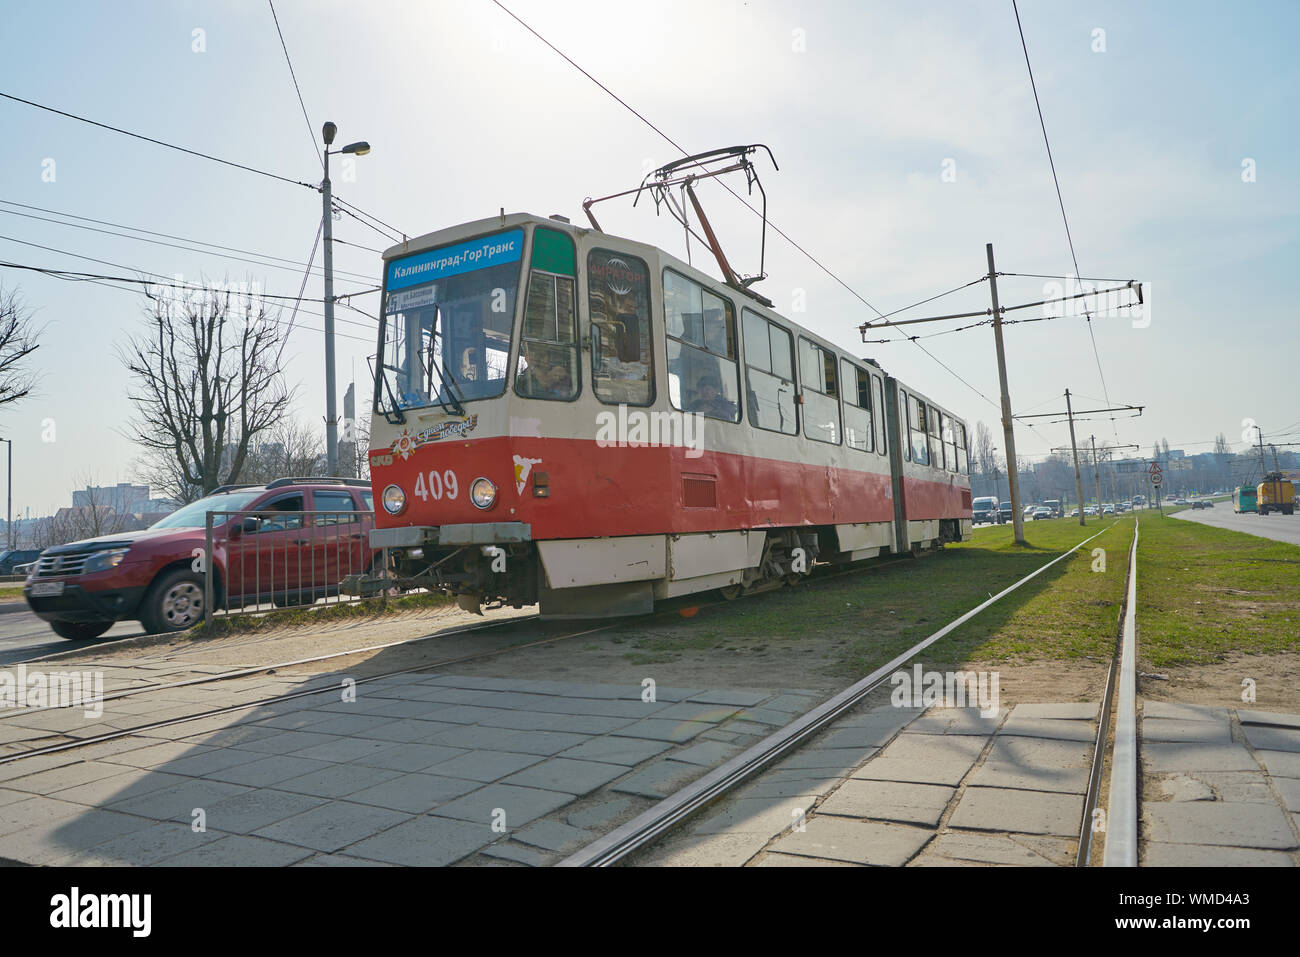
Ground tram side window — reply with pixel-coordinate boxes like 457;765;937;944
942;414;959;473
927;407;942;469
516;228;578;401
589;249;654;406
956;422;969;474
872;374;887;456
908;394;929;465
665;270;741;422
840;359;872;452
742;309;797;434
799;338;841;445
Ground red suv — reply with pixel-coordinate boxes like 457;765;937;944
25;478;376;640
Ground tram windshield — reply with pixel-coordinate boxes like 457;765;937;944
376;229;523;416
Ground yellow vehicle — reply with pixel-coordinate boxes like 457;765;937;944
1257;472;1295;516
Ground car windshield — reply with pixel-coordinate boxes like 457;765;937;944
377;229;523;417
150;490;265;529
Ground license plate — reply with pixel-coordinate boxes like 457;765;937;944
29;581;65;597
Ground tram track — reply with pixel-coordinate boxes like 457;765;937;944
560;521;1125;866
0;547;922;764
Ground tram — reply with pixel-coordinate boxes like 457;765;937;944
366;210;972;617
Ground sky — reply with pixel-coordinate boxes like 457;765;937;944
0;0;1297;516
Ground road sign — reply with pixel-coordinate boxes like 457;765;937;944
1149;462;1162;475
1152;472;1163;486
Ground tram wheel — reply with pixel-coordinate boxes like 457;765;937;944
719;584;743;601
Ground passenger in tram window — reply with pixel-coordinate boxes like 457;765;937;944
516;344;574;399
688;373;737;421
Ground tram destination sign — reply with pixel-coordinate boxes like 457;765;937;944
385;228;524;296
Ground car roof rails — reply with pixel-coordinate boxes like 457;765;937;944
264;477;371;489
212;484;258;494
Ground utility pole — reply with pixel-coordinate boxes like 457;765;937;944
1091;436;1101;512
986;244;1024;544
1065;390;1086;526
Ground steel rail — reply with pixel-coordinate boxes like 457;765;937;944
1104;520;1140;866
1077;520;1138;865
560;522;1121;866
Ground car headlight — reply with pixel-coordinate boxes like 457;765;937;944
470;477;497;510
382;484;407;515
84;548;131;574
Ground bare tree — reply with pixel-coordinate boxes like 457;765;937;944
41;476;132;547
973;421;1001;478
239;418;327;485
119;285;294;500
0;284;44;407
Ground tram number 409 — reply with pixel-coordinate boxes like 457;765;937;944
414;470;459;501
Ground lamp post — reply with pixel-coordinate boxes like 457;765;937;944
321;121;371;476
0;438;10;550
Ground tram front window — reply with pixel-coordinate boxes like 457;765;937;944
377;230;522;413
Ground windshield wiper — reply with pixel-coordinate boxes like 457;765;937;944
425;317;467;417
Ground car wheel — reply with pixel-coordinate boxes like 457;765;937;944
49;620;114;641
140;568;206;634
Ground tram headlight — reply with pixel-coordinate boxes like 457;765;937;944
470;477;497;510
382;484;407;515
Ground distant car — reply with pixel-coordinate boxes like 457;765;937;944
1068;508;1079;517
972;496;999;525
0;549;41;575
1032;507;1052;520
998;501;1013;523
1192;500;1210;509
1102;504;1115;514
1084;506;1098;516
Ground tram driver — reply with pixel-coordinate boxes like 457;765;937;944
687;372;737;421
516;343;573;399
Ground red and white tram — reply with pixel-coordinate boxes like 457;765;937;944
367;212;971;617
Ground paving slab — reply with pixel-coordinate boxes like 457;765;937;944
1237;709;1300;729
770;816;932;866
428;750;544;783
290;736;403;764
1255;750;1300;779
71;820;226;865
431;783;576;828
1243;725;1300;753
735;772;846;800
430;724;588;755
723;720;777;736
1142;842;1294;867
905;708;1006;736
345;773;481;813
351;743;469;773
774;747;878;772
730;707;798;727
669;740;742;767
758;694;819;714
853;733;987;786
694;796;814;836
272;763;404;800
686;690;770;707
253;801;410;853
1151;774;1215;802
997;716;1096;742
911;832;1069;867
609;760;705;799
1144;702;1229;722
1274;776;1300;813
948;787;1084;837
512;819;591;852
106;778;251;821
3;759;139;794
476;711;633;736
0;809;158;865
1144;801;1297;849
199;788;329;833
203;754;335;788
609;719;712;743
153;834;316;866
556;736;672;766
1010;702;1099;721
566;796;636;831
1142;717;1232;745
969;737;1092;794
1142;742;1258;773
501;757;627;795
345;816;496;866
817;779;953;827
757;851;861;867
480;840;549;866
650;831;770;867
54;770;194;807
647;701;742;723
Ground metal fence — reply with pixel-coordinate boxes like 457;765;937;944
202;509;392;624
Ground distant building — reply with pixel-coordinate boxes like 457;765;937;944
72;483;149;514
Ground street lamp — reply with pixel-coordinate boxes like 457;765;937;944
321;121;371;476
0;438;10;550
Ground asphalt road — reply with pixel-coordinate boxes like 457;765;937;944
1169;505;1300;547
0;605;143;664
